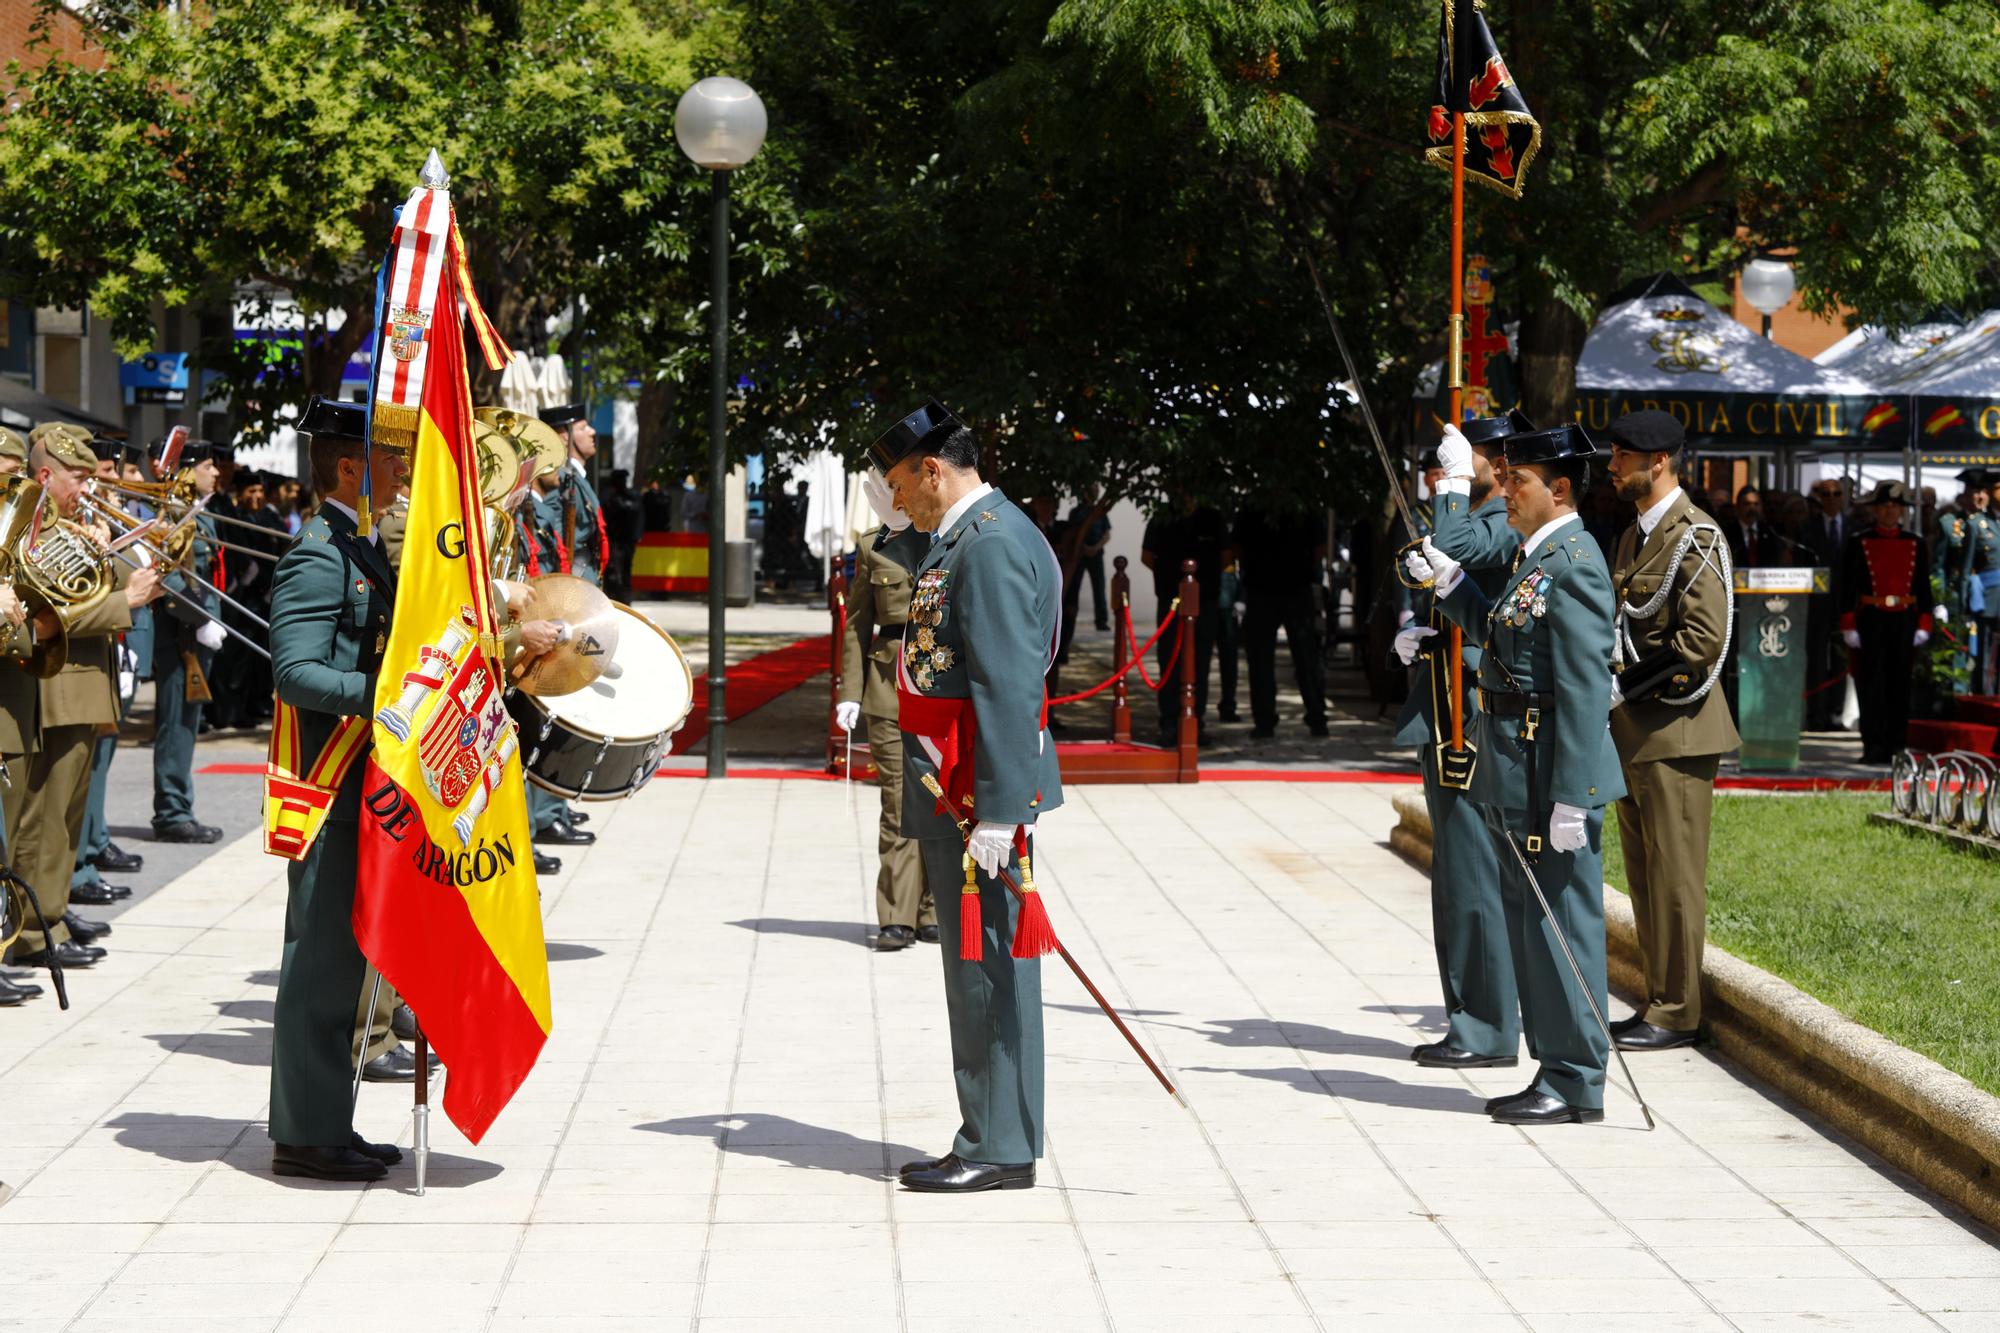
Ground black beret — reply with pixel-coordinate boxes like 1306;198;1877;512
1505;423;1598;467
1459;407;1536;449
538;402;587;430
1607;409;1685;454
298;396;368;442
869;399;965;473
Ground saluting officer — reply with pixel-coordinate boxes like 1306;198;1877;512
148;438;228;844
873;400;1062;1192
836;476;936;951
539;403;606;586
1602;410;1737;1052
1391;411;1531;1071
1840;480;1938;764
266;398;405;1182
1409;423;1624;1125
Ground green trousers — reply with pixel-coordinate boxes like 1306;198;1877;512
921;837;1044;1165
1421;746;1520;1059
1480;804;1609;1110
528;783;565;831
151;635;211;830
865;713;931;930
269;818;368;1147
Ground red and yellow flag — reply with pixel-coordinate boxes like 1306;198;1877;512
354;171;546;1145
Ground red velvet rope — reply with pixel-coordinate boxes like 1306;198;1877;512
1128;603;1183;691
1047;604;1181;706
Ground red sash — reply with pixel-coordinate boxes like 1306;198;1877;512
897;686;976;818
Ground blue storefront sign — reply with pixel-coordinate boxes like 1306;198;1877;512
120;351;191;406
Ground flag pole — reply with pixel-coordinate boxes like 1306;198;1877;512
413;1021;431;1195
1446;103;1469;759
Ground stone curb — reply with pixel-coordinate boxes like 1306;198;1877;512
1389;789;2000;1228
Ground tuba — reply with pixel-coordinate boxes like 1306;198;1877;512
0;475;115;677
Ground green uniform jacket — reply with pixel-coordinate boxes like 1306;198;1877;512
1609;494;1740;763
896;491;1064;841
1438;514;1625;813
841;529;914;720
560;465;604;582
269;508;395;819
152;512;221;651
1393;489;1513;747
1935;511;1968;598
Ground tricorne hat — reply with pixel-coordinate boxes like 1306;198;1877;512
1864;479;1913;507
1504;422;1597;467
1458;408;1535;450
869;399;965;474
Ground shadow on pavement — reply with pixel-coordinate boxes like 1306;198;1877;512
545;942;606;962
1182;1064;1490;1114
637;1113;920;1180
725;918;870;948
1192;1016;1423;1063
102;1112;502;1188
1361;1002;1447;1034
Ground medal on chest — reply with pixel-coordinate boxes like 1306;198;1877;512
905;568;955;689
1495;569;1551;629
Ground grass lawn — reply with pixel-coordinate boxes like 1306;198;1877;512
1602;793;2000;1096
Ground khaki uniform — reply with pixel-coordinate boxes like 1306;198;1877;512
1609;492;1738;1033
840;533;931;931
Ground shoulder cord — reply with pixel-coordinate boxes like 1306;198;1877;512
1615;523;1734;706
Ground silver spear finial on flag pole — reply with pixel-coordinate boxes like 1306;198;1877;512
420;149;450;190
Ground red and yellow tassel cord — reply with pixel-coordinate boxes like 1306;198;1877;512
958;853;983;961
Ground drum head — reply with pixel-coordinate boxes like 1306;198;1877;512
535;604;694;742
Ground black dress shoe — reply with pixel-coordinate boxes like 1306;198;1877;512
533;850;562;875
0;978;28;1006
875;925;915;952
899;1152;953;1177
1411;1040;1518;1070
392;1004;417;1043
1;974;43;999
903;1158;1035;1192
154;820;223;844
350;1132;403;1166
271;1143;387;1182
361;1046;440;1083
1483;1084;1536;1114
534;818;594;846
13;940;99;968
1616;1021;1699;1052
1609;1013;1646;1036
92;843;144;873
916;924;941;945
565;810;590;826
71;883;119;906
1488;1090;1604;1125
63;911;110;943
108;883;133;899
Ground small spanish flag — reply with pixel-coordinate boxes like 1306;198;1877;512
1861;402;1902;434
1925;404;1967;437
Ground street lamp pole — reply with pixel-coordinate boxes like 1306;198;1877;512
675;75;768;779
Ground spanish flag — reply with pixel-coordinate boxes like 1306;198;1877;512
1925;404;1967;438
1861;402;1902;435
354;161;548;1145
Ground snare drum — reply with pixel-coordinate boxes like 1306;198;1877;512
508;604;694;801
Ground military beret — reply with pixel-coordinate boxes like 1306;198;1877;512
29;421;99;471
869;399;965;474
0;427;27;462
1505;422;1597;467
1864;479;1913;507
1607;409;1685;454
1459;408;1535;450
538;402;587;430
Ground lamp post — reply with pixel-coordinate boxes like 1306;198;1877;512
675;76;767;778
1741;256;1796;340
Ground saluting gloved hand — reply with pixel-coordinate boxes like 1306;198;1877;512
1393;624;1437;665
1435;423;1475;483
967;821;1016;878
1548;802;1589;854
1404;537;1464;595
835;700;861;732
1842;628;1862;650
1914;627;1931;647
862;469;912;534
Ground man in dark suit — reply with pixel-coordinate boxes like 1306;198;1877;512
1799;478;1851;730
1723;486;1782;569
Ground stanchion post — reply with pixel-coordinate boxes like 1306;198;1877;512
1110;555;1131;744
827;566;848;775
1176;559;1200;782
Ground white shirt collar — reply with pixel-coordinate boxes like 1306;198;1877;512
319;496;378;545
1521;511;1579;558
934;482;995;541
569;457;587;479
1637;486;1683;539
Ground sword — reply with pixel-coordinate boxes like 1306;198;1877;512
1495;825;1656;1130
1303;252;1422;544
920;773;1184;1106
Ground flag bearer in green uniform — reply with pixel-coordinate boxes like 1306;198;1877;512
1391;411;1531;1069
837;471;936;951
1408;422;1623;1125
872;400;1063;1192
266;397;406;1182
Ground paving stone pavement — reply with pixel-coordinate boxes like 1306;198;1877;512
0;777;1991;1332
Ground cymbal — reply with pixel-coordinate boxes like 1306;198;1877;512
510;573;623;696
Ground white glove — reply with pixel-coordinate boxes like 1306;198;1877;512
834;700;861;732
966;821;1016;878
1548;802;1588;854
1934;604;1949;626
1397;608;1415;628
862;469;911;533
1914;628;1931;647
196;620;226;651
1436;424;1475;482
1842;629;1861;650
1404;538;1464;595
1393;624;1437;665
1608;672;1625;710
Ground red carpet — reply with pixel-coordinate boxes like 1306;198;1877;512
669;633;832;757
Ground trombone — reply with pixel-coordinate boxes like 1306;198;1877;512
80;482;273;661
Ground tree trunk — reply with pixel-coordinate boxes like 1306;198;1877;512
1515;295;1588;429
634;376;676;486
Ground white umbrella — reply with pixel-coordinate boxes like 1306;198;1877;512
536;353;571;411
497;352;540;411
799;449;851;570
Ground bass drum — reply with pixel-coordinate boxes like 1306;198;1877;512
508;603;694;801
